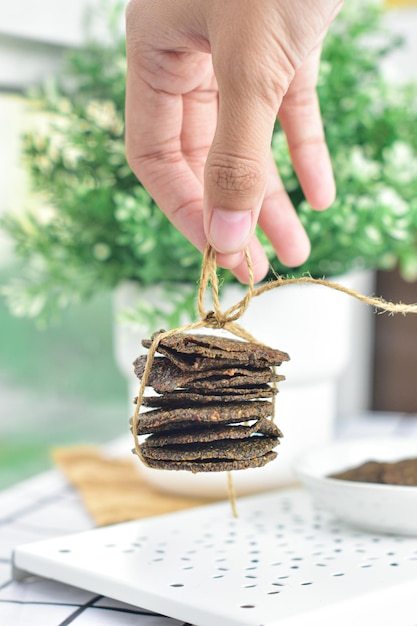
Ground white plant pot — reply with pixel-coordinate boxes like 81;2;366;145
113;271;374;498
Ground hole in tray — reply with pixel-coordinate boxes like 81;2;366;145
58;549;71;553
170;583;184;587
240;604;256;609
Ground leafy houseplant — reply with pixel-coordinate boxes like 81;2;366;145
1;0;417;327
3;0;416;496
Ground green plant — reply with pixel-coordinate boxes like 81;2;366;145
2;0;417;324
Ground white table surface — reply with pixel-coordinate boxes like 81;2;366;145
2;412;417;626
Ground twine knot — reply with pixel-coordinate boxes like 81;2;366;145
198;246;254;329
203;310;227;328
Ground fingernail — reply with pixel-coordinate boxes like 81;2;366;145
209;209;252;253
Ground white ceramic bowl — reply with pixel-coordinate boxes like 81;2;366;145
294;437;417;536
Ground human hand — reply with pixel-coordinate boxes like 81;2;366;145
125;0;343;283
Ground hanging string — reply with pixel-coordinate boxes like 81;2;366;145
252;273;417;315
227;471;238;518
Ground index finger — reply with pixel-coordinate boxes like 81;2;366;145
125;65;207;252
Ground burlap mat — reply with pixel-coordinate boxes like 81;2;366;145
52;446;216;527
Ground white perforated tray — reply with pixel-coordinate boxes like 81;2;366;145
13;488;417;626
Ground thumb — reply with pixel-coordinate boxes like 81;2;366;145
204;62;281;254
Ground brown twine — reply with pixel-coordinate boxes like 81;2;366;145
132;244;417;516
252;273;417;315
227;471;238;518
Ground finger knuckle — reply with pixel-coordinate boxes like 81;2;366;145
207;155;263;195
284;84;317;110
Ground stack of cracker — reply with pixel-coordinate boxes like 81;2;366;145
131;332;289;473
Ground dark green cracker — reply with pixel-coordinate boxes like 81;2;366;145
134;401;273;435
139;451;278;473
134;354;284;392
139;385;277;407
142;417;282;447
140;436;278;462
142;332;289;371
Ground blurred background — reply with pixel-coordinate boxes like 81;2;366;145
1;0;417;489
0;0;129;488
